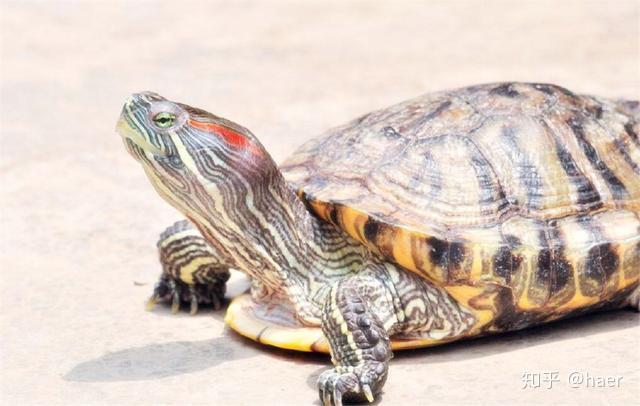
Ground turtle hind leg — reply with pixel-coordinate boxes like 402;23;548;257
149;220;232;315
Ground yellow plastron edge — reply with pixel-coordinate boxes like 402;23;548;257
225;294;455;354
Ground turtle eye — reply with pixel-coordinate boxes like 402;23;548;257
153;112;176;128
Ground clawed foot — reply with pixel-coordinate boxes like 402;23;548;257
317;362;386;406
146;273;229;315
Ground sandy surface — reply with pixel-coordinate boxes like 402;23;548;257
1;1;639;405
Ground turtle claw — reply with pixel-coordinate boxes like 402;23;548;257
145;294;159;311
333;389;343;406
317;365;382;406
171;292;181;314
362;384;374;403
189;297;199;315
145;272;228;315
188;286;199;315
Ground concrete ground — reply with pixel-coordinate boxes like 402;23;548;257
1;1;639;405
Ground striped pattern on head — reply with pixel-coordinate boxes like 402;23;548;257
116;92;298;291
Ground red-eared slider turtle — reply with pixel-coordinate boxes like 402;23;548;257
116;82;639;405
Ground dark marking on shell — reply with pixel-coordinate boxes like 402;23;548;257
491;287;549;332
554;138;602;208
505;234;522;248
400;100;452;133
298;192;322;220
363;217;381;244
563;283;638;319
573;214;611;297
552;84;579;100
428;237;448;269
624;122;639;146
426;237;467;281
531;83;578;101
501;126;544;209
464;137;508;212
586;103;604;119
568;116;628;200
532;83;556;96
382;126;403;139
490;83;520;98
549;257;573;297
620;100;639;111
493;246;518;284
494;234;524;285
426;100;453;120
613;138;640;174
329;205;341;226
582;245;606;297
546;222;574;299
449;242;466;270
536;248;552;283
597;243;619;279
530;229;552;306
493;282;638;334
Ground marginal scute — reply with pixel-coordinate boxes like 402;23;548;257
493;246;517;284
580;246;606;297
363;217;381;244
547;256;574;305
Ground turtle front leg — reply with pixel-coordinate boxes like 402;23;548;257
318;272;396;406
148;220;233;315
318;264;477;405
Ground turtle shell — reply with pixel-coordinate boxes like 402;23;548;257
282;82;640;323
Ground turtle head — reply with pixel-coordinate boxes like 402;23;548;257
116;92;297;283
116;91;280;200
117;91;268;165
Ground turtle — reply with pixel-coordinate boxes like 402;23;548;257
116;82;640;405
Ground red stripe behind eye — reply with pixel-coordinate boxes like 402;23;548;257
188;119;263;157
